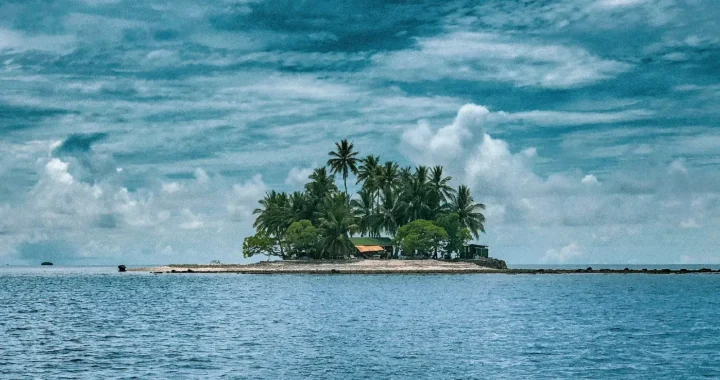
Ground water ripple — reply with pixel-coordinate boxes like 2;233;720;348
1;268;720;378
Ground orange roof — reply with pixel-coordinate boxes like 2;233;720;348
356;245;385;253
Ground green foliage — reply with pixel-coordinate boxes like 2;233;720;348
327;139;359;197
243;231;282;259
434;213;472;254
317;193;358;259
393;219;448;258
285;220;320;258
245;140;488;260
452;185;486;239
351;187;377;237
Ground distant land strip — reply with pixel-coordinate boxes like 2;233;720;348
128;261;720;275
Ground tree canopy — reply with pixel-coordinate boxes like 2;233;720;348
393;219;448;258
245;140;486;260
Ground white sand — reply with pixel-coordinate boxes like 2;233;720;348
131;259;498;274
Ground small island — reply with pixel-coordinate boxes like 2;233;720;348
135;139;506;274
242;139;492;264
131;140;720;276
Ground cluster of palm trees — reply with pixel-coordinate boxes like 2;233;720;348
249;140;486;259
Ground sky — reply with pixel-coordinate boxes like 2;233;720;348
1;0;719;265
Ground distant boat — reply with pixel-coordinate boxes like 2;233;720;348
41;262;53;266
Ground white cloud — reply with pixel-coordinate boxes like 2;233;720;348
401;104;488;167
399;104;720;263
668;158;688;175
194;168;209;184
374;32;632;89
488;109;652;127
285;165;315;188
542;242;584;264
581;174;600;185
179;209;204;230
228;175;267;222
161;182;182;194
679;218;701;229
593;0;649;8
145;49;180;66
45;159;75;185
0;28;76;53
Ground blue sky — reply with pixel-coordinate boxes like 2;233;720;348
1;0;719;265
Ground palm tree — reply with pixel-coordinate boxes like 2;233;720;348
317;193;358;259
351;187;377;237
428;166;456;216
327;139;359;198
289;191;311;222
398;166;431;223
399;166;413;183
377;187;400;237
305;167;337;198
356;155;381;187
378;161;400;193
253;191;292;258
452;185;486;239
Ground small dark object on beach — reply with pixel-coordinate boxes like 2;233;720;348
330;269;340;273
586;267;593;272
680;268;688;273
186;269;194;273
41;262;53;266
641;268;648;272
623;268;630;271
661;269;672;273
699;268;712;272
171;269;177;273
118;265;126;272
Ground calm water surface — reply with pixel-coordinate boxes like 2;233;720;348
2;266;719;379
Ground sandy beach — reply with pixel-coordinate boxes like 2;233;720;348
129;261;720;275
130;259;501;274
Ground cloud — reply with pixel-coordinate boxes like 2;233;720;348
285;165;315;188
179;209;205;230
2;0;719;265
581;174;600;185
399;103;720;263
487;109;652;127
374;32;633;88
0;28;76;53
401;104;488;167
161;182;182;194
593;0;650;8
228;174;267;222
52;133;108;155
543;242;584;264
194;168;209;184
679;218;700;229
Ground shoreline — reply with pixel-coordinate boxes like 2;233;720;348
129;260;720;275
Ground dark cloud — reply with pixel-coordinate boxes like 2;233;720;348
211;0;452;52
54;133;108;155
0;103;73;133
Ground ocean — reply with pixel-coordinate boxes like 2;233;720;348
2;266;719;379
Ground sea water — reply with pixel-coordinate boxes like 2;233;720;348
2;266;719;379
